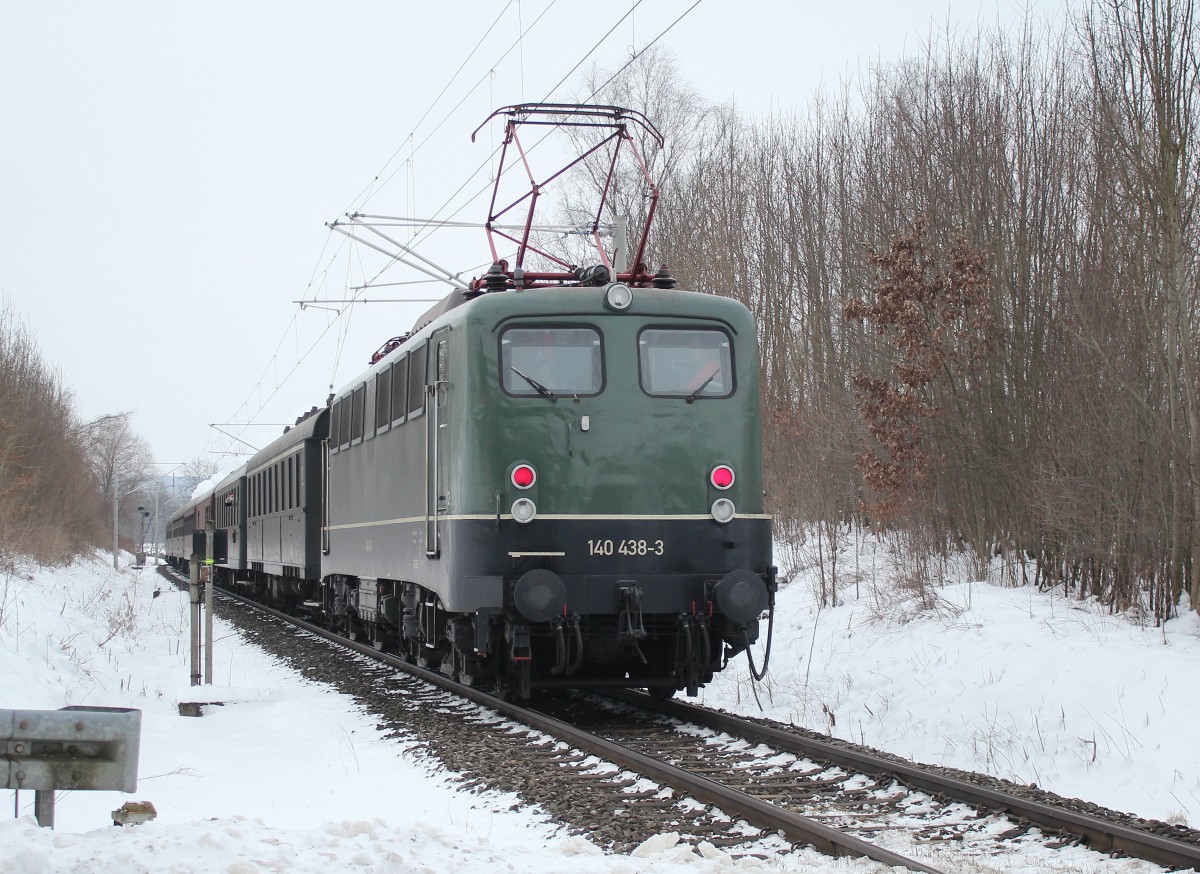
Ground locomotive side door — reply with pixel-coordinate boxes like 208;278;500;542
425;328;450;557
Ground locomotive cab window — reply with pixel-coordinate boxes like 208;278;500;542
638;328;734;399
500;327;603;398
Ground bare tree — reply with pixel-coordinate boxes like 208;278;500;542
0;300;104;566
1083;0;1200;609
84;412;155;551
179;455;220;483
559;45;718;271
559;4;1200;616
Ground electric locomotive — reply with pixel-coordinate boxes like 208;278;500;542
320;275;773;698
167;104;775;699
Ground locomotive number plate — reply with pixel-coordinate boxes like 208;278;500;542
587;538;664;557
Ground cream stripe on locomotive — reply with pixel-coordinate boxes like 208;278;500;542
325;512;773;531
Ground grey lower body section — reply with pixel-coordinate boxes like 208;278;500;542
326;516;772;617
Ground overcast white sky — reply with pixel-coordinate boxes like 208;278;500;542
1;1;1059;469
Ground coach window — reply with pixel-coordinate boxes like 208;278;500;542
407;344;426;418
391;356;408;426
351;385;365;444
376;368;392;435
638;327;734;400
500;326;603;398
286;458;293;510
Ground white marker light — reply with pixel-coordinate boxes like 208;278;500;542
511;497;537;524
710;497;736;524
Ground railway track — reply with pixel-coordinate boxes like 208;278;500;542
594;691;1200;870
162;566;1200;872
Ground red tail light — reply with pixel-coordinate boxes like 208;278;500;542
710;465;735;490
511;464;537;489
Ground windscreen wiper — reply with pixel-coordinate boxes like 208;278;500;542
686;368;721;403
510;366;558;402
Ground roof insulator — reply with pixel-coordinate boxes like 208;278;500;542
652;265;678;289
482;262;510;292
575;264;610;286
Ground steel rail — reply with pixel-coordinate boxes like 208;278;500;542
175;574;942;873
609;691;1200;872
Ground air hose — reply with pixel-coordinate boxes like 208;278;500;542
744;570;778;682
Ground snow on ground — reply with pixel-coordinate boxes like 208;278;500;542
0;554;871;873
703;529;1200;827
2;538;1197;872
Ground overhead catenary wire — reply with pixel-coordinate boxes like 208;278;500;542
370;0;702;271
337;0;647;266
320;0;706;328
210;2;705;460
251;4;568;457
209;3;539;457
359;1;562;217
329;238;369;391
585;0;704;100
538;0;646;104
338;0;518;219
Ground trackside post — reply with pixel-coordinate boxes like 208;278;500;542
204;520;214;684
189;556;201;686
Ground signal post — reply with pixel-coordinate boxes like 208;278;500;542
188;521;215;686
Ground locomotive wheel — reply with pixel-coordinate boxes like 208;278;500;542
493;669;518;703
415;644;447;671
453;648;492;688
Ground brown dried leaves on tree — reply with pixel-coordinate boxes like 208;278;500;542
844;217;996;521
